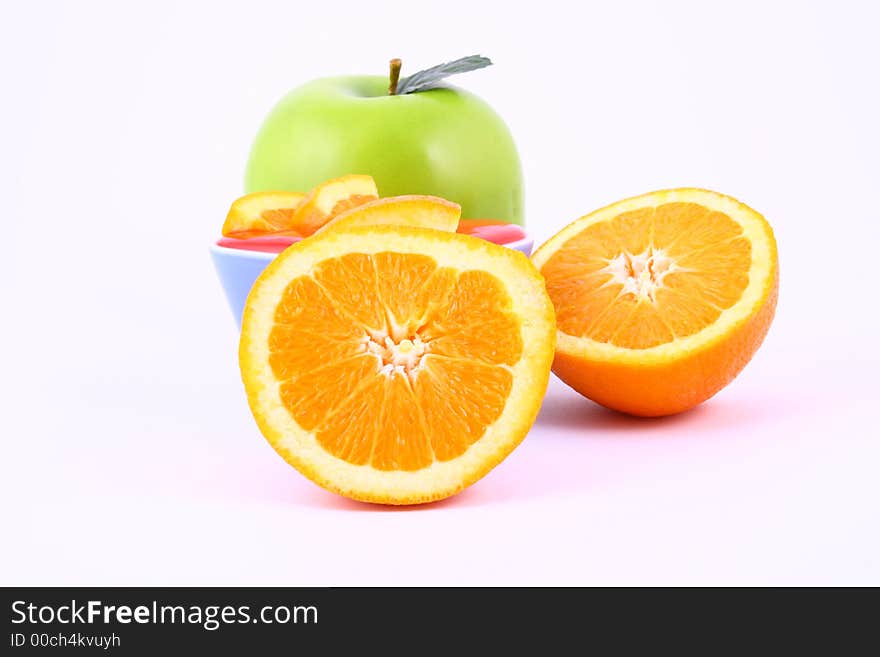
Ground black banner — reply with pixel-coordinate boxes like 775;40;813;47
1;587;873;653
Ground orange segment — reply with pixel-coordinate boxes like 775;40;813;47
426;315;523;365
414;356;513;461
279;355;381;432
531;188;778;417
268;325;365;382
371;371;433;471
239;225;556;505
311;253;387;333
373;252;440;332
313;373;386;466
318;195;461;235
420;270;523;365
272;275;360;338
222;191;307;238
290;174;379;236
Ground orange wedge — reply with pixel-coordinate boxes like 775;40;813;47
290;174;379;236
222;191;307;238
531;188;778;417
318;195;460;235
239;225;555;504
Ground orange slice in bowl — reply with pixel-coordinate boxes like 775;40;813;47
239;225;555;504
318;195;460;234
222;191;307;238
290;174;379;236
531;188;778;417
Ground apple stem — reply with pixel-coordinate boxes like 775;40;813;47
388;58;402;95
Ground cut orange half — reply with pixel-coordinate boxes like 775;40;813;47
531;188;778;417
239;225;556;504
290;174;379;236
318;195;461;235
222;191;307;238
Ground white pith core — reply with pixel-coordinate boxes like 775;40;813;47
603;247;677;302
364;333;429;376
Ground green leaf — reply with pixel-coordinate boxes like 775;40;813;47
395;55;493;95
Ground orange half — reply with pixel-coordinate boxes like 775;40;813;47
239;225;556;504
531;188;778;416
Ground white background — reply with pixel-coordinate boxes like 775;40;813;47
2;0;878;585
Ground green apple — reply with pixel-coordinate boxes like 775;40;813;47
244;69;524;225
